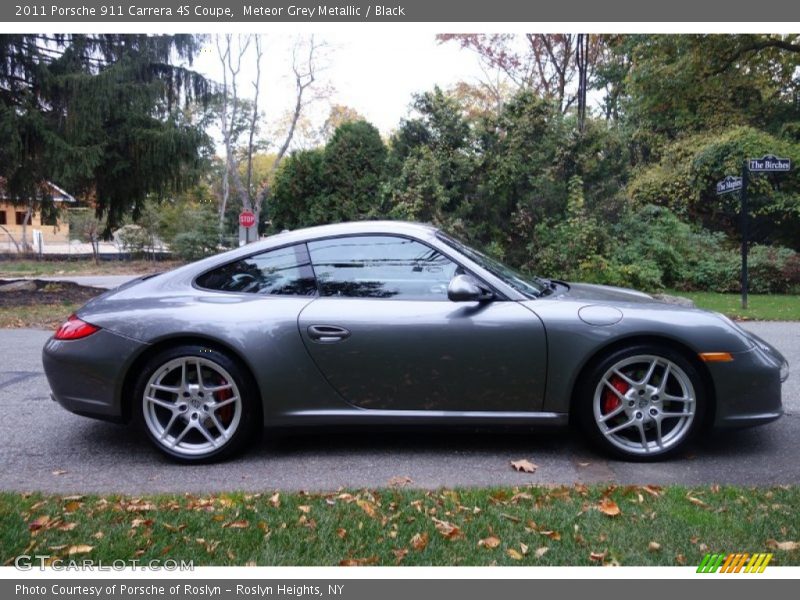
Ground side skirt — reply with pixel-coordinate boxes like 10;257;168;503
268;409;569;428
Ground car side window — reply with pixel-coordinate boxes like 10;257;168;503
196;244;317;296
307;235;459;300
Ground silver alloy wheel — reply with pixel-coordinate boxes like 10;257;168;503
592;354;696;456
142;356;243;457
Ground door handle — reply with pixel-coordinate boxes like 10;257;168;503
307;325;351;343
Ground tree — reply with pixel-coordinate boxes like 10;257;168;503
0;34;212;235
269;149;325;231
315;121;387;223
215;34;327;236
437;34;605;118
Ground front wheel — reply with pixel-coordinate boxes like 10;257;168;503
577;345;706;460
134;345;260;463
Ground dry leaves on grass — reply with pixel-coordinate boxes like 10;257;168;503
510;459;538;473
223;520;250;529
535;547;549;559
598;498;621;517
589;550;608;562
410;532;429;551
506;548;524;560
67;545;93;555
432;518;463;540
478;535;501;549
648;542;661;552
356;499;378;518
388;476;413;488
766;539;800;551
687;495;708;508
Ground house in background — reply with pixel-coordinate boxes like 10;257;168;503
0;180;76;250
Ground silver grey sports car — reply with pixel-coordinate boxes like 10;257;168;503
43;221;788;463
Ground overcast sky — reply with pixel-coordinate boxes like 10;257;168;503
191;31;490;149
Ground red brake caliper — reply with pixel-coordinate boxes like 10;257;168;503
602;375;629;415
215;377;234;427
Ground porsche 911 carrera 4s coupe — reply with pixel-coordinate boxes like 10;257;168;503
43;221;789;463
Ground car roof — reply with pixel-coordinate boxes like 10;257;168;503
252;220;440;249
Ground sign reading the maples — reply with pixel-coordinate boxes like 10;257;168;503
716;176;742;195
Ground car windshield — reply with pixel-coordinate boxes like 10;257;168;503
436;231;547;298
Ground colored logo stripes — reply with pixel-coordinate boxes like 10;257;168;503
697;553;772;573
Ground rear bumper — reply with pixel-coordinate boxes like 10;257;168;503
43;329;148;423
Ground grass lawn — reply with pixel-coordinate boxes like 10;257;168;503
666;290;800;321
2;485;798;567
0;258;181;278
0;303;78;329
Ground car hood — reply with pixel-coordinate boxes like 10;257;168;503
558;282;658;304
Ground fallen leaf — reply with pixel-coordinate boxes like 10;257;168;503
67;545;93;555
432;518;462;539
356;499;378;518
392;548;409;564
62;495;84;501
589;550;608;562
766;539;799;551
57;522;77;532
51;470;67;476
642;485;663;498
648;541;661;552
28;515;51;532
535;547;549;558
519;543;529;555
478;535;501;549
539;530;561;541
298;505;311;513
506;548;524;560
223;520;250;529
130;518;153;529
675;554;687;565
511;459;538;473
336;528;347;539
687;496;708;508
269;492;281;508
388;476;413;488
598;498;621;517
63;501;82;513
92;531;104;540
410;532;429;551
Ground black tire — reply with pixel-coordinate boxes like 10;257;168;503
576;343;707;461
133;344;261;463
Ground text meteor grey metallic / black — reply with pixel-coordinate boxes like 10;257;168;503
42;221;788;463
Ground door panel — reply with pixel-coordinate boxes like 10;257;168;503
298;298;547;412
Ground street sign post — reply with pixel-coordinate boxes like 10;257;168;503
238;210;257;246
726;155;793;310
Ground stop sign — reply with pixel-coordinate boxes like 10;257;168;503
239;210;256;228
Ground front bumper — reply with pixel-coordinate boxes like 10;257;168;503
42;329;148;423
708;340;785;428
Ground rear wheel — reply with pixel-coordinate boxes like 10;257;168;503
134;345;260;463
577;345;706;460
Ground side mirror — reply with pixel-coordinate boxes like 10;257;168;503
447;274;494;302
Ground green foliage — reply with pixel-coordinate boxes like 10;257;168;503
269;149;326;231
0;34;212;228
316;120;387;222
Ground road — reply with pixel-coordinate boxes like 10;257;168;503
0;323;797;494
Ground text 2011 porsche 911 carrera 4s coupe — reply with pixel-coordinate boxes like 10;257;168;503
43;221;789;463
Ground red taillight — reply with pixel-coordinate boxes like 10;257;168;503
54;314;100;340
